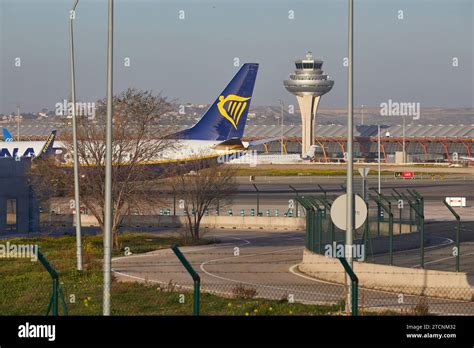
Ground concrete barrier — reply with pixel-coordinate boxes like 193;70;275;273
298;249;474;301
43;213;306;231
40;213;72;227
370;221;412;234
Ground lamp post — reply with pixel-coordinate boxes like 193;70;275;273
69;0;83;271
346;0;355;313
103;0;114;316
16;106;20;141
402;115;406;164
378;124;381;194
279;99;285;155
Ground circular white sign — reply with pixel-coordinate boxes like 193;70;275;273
330;194;368;230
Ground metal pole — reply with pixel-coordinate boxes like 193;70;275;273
279;99;284;155
69;0;83;272
420;215;424;268
377;124;381;194
346;0;355;313
361;104;365;126
17;106;20;141
442;200;461;272
389;211;393;265
399;207;402;234
173;193;176;216
402;115;406;164
253;184;260;216
456;217;460;272
103;0;114;316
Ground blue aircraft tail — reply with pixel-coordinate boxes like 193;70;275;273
2;128;13;141
172;63;259;141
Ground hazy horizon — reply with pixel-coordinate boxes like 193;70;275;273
1;0;472;114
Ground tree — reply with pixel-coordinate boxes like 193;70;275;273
169;157;237;241
32;88;174;249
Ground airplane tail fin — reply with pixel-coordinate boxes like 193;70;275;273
172;63;259;141
37;130;57;159
2;128;13;142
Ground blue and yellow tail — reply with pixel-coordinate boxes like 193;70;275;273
172;63;259;141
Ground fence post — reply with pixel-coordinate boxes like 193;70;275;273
38;250;67;316
338;257;358;316
171;245;200;315
401;192;425;268
398;199;402;234
363;201;373;261
317;209;323;254
369;195;393;265
317;184;327;215
297;197;315;252
289;185;299;217
442;200;461;272
173;193;176;216
313;196;334;246
252;184;260;216
379;194;393;265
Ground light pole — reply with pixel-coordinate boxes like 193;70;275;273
103;0;114;316
69;0;83;271
16;105;20;141
361;104;365;125
378;124;381;194
402;115;406;164
346;0;355;313
279;99;284;155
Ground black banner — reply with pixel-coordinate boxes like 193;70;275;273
0;316;472;346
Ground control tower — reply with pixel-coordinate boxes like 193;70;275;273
284;52;334;156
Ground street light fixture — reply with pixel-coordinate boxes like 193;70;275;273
346;0;355;313
103;0;114;316
69;0;83;271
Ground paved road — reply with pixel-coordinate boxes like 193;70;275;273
112;229;474;315
47;177;474;221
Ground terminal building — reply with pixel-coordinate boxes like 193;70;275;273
5;116;473;164
0;158;39;234
243;123;474;163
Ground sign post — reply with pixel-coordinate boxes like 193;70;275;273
330;194;368;231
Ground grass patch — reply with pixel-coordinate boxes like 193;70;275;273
0;233;387;316
235;168;395;177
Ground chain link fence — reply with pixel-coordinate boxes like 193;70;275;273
1;245;472;316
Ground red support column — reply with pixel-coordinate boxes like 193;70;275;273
420;142;428;154
317;141;328;162
442;143;450;161
381;143;387;162
462;142;471;157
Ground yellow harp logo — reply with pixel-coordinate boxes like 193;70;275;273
217;94;251;129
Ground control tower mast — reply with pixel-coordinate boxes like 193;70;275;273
284;52;334;156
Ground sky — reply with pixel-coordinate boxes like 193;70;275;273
0;0;472;114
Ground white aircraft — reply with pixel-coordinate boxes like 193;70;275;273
2;63;278;169
0;130;56;160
